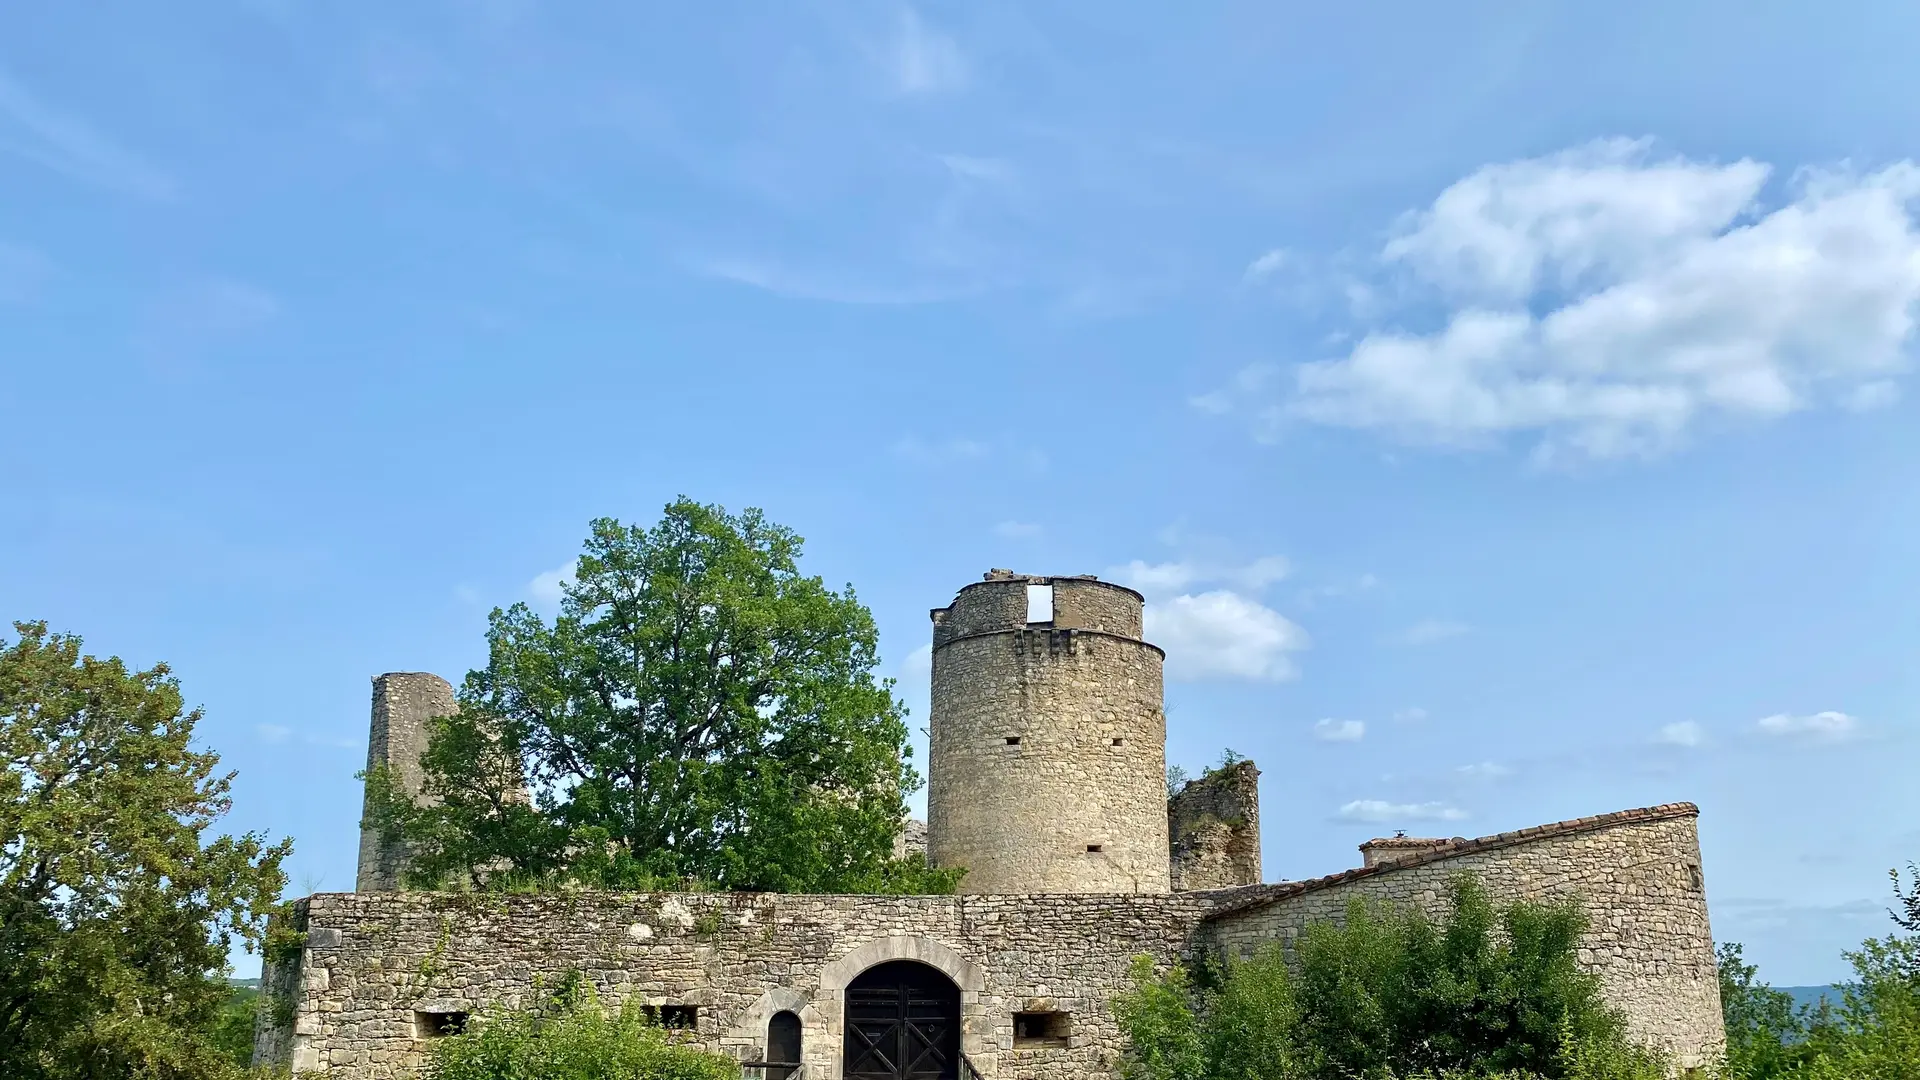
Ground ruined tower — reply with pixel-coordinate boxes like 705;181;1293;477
926;570;1170;893
355;672;455;892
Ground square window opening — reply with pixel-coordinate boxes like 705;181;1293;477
1025;583;1054;624
1110;737;1124;747
1085;844;1104;853
414;1010;468;1039
642;1004;698;1030
1014;1010;1071;1048
1005;736;1021;746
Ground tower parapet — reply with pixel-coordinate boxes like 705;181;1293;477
355;672;454;892
926;571;1170;893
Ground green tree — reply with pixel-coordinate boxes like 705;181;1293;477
0;621;292;1080
1715;941;1822;1079
367;500;955;895
1794;933;1920;1080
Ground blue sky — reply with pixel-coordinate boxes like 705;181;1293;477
3;2;1916;986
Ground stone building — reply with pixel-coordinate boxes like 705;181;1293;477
258;570;1725;1078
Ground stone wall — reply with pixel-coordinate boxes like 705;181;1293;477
356;674;455;892
1203;804;1724;1072
927;572;1169;894
254;890;1216;1079
1168;760;1261;891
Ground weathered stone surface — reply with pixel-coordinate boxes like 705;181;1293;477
1205;804;1724;1073
927;573;1170;894
286;572;1724;1078
355;674;455;893
262;805;1723;1078
1168;760;1260;891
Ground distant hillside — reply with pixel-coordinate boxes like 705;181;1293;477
1780;985;1840;1012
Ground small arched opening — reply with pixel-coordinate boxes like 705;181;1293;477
843;960;961;1080
764;1009;801;1079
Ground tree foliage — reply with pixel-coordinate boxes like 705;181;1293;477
1716;941;1825;1079
0;621;291;1080
424;979;740;1080
367;499;955;894
1112;876;1662;1080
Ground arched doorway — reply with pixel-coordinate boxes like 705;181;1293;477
843;960;961;1080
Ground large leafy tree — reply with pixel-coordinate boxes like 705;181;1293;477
0;621;292;1080
368;499;953;894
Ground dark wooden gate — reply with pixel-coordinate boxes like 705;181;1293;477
843;960;960;1080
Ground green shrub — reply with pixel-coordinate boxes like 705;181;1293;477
1112;875;1663;1080
423;984;739;1080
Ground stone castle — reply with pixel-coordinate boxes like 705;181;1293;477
256;570;1725;1078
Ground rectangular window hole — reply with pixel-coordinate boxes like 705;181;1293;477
641;1004;698;1030
1110;737;1124;747
1085;844;1104;853
1014;1010;1071;1048
413;1010;468;1038
1025;583;1054;624
1005;736;1021;746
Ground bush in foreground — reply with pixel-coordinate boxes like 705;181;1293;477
424;981;739;1080
1112;875;1667;1080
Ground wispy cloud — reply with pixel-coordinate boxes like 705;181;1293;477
1456;761;1512;779
1656;720;1707;748
0;67;174;199
1400;619;1470;645
993;520;1042;539
1315;718;1366;742
1244;248;1289;280
693;254;983;305
887;8;969;95
1111;555;1291;596
528;558;577;608
1393;706;1429;722
1338;799;1468;824
1756;710;1859;742
890;435;992;463
256;723;293;744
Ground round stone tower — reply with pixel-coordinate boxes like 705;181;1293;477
926;570;1170;893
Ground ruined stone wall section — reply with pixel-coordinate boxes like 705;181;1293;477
1202;808;1723;1071
259;890;1216;1080
928;573;1169;894
355;673;455;892
1168;761;1261;891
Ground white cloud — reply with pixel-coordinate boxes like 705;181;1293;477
888;8;968;94
1456;761;1512;779
1392;706;1428;722
1338;799;1468;824
1245;248;1289;279
1656;720;1707;747
1401;619;1470;645
993;520;1042;539
1757;710;1859;741
1314;718;1365;742
0;66;174;199
1145;590;1309;681
899;642;932;683
256;723;292;744
1216;140;1920;461
528;558;577;608
1111;555;1291;596
890;435;993;463
1188;390;1234;414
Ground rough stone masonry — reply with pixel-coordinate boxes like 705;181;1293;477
261;570;1725;1078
